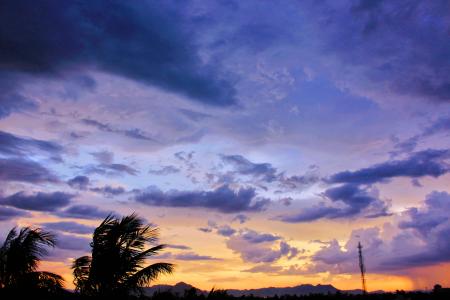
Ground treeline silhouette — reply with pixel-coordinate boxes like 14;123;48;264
1;213;448;300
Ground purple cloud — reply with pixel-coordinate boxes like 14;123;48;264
0;1;236;106
135;184;270;213
329;149;450;185
0;206;30;221
67;175;90;190
0;191;74;212
42;221;95;235
0;130;63;158
56;204;114;220
0;158;59;183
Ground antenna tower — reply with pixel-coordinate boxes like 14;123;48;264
357;241;367;294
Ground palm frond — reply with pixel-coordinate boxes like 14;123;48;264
125;262;174;288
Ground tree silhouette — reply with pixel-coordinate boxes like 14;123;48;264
0;227;63;292
72;213;174;297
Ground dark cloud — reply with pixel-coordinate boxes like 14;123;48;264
219;154;319;190
422;116;450;137
0;191;74;212
148;165;180;176
42;221;95;235
278;183;390;223
217;225;237;237
178;108;212;122
67;175;90;190
0;0;236;106
307;0;450;103
89;185;126;197
0;130;63;159
398;191;450;238
172;252;221;261
278;173;320;189
239;229;280;244
56;204;114;220
82;118;158;143
85;163;139;176
0;158;59;183
278;149;449;223
329;149;450;185
232;214;249;224
221;154;278;182
392;116;450;155
89;151;114;164
198;227;213;233
166;244;191;250
135;184;269;213
0;206;30;221
0;84;37;119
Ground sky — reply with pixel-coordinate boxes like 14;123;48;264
1;0;450;292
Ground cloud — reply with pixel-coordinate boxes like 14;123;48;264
82;118;159;143
166;244;191;250
0;130;63;159
0;206;30;221
306;191;450;273
148;165;180;176
89;185;126;197
278;183;390;223
0;158;59;183
0;191;74;212
178;108;212;122
134;184;270;213
172;252;222;261
422;115;450;137
278;173;320;189
89;151;114;164
304;0;450;103
226;229;299;263
157;251;221;261
42;221;95;235
85;163;139;176
67;175;90;190
392;116;450;155
221;154;278;182
217;225;237;237
0;0;236;106
219;154;319;190
203;225;301;263
239;229;280;244
243;264;283;273
281;148;449;223
56;205;114;220
0;86;37;119
232;214;249;224
328;149;450;185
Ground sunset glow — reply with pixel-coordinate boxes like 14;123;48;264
1;0;450;293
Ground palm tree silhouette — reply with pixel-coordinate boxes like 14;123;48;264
0;227;63;292
72;213;174;297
